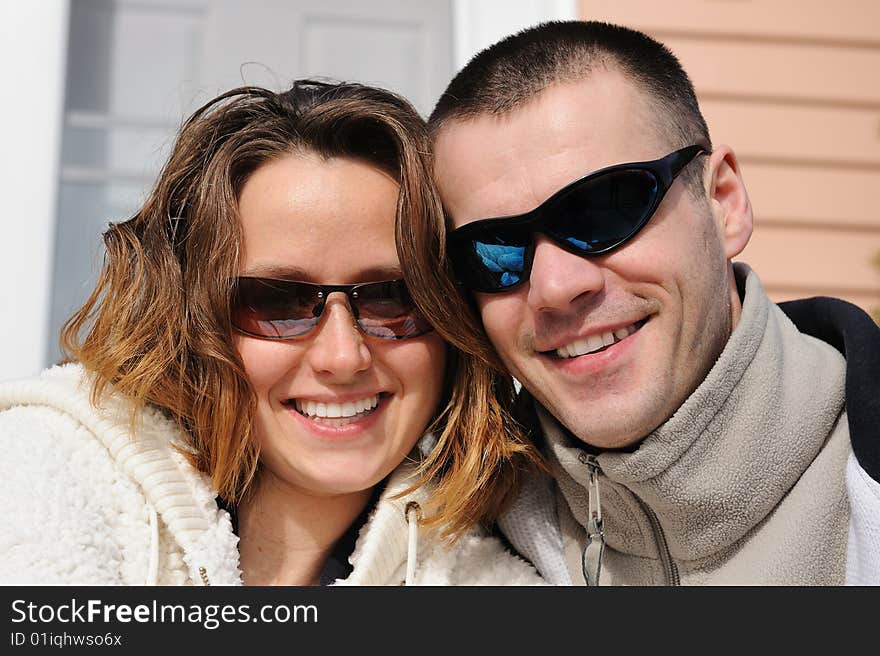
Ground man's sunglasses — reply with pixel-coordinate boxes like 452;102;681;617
447;144;708;293
232;277;433;340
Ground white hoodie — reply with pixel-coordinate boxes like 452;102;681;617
0;364;543;586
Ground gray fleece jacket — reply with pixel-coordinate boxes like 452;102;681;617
499;264;880;585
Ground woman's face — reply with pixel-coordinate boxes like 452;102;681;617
235;153;446;498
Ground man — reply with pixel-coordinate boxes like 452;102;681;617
424;20;880;584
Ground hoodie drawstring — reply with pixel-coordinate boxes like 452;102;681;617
404;501;421;585
146;505;159;585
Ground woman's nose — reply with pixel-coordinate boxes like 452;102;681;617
304;293;373;380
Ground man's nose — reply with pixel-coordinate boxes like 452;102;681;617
305;294;372;380
526;235;605;313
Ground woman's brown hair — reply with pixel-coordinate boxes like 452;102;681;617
62;79;541;539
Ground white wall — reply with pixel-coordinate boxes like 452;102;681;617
453;0;577;68
0;1;69;379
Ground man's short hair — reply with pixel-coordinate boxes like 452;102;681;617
429;20;711;188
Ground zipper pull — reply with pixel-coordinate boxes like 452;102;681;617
580;453;605;586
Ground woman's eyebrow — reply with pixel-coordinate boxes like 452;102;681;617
239;265;311;280
238;265;404;281
357;266;404;281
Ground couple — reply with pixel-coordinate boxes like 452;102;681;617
2;21;878;586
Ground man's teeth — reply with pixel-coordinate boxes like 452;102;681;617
293;394;380;424
555;324;639;358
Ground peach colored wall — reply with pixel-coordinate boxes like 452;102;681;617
579;0;880;317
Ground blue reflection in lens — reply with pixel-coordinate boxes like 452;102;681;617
501;271;520;286
565;236;588;249
474;242;525;288
475;242;524;271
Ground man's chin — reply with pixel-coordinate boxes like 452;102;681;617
568;429;646;451
544;402;656;451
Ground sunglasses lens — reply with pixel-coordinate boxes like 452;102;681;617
354;281;433;339
232;278;319;338
547;169;659;253
450;227;530;292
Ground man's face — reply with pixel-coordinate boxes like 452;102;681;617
433;70;743;449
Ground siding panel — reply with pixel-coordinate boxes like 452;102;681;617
701;100;880;165
743;164;880;229
662;37;880;106
737;226;880;293
581;0;880;44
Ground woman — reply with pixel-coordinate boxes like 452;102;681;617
0;80;543;585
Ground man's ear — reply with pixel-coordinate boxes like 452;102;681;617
705;145;753;259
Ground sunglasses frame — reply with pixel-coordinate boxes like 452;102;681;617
448;144;708;293
232;277;433;340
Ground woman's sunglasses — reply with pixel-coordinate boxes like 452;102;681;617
447;144;708;293
232;277;433;340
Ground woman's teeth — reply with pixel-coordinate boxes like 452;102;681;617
292;394;381;426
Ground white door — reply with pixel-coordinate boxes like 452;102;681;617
49;0;453;364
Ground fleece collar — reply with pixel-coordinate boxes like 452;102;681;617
542;263;848;561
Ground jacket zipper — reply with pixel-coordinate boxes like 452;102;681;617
581;454;681;586
633;496;680;586
580;454;605;586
